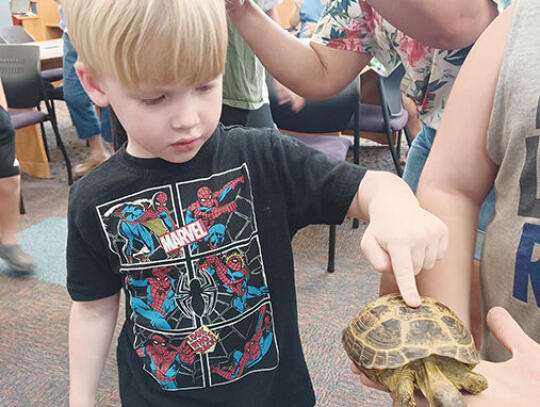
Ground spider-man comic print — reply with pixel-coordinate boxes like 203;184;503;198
98;165;279;391
176;167;256;256
97;186;182;265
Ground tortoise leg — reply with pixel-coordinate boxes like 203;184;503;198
434;356;488;394
416;356;466;407
379;367;416;407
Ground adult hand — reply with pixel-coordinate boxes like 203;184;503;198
273;80;306;112
351;307;540;406
225;0;247;12
462;307;540;406
302;22;318;37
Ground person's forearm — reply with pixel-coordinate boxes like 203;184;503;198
0;80;7;110
367;0;498;49
416;188;478;326
69;294;120;407
228;1;326;96
228;0;366;98
349;171;418;221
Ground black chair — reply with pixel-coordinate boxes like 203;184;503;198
346;64;411;176
267;74;361;273
0;25;63;82
0;44;73;184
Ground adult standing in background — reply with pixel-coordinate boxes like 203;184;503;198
55;0;112;177
221;0;284;127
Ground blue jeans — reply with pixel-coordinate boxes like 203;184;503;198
62;32;111;143
402;126;495;260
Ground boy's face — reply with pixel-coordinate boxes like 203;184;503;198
80;68;223;163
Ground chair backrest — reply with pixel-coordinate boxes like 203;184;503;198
267;73;360;134
377;63;406;117
0;25;35;44
0;44;44;108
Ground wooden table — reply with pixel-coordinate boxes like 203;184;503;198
15;38;63;179
35;38;62;70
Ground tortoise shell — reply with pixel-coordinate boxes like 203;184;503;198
342;293;479;370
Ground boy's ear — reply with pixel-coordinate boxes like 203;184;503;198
74;61;110;107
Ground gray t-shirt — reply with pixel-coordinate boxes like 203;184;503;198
483;0;540;361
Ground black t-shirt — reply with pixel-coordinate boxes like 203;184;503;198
67;124;366;407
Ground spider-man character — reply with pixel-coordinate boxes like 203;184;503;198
136;334;195;390
113;192;175;262
211;305;272;380
127;266;179;330
185;176;245;252
199;253;268;313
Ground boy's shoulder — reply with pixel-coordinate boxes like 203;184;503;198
68;154;124;206
217;123;303;152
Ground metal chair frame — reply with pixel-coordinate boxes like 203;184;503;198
0;43;73;184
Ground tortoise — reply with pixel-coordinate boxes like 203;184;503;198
342;293;488;407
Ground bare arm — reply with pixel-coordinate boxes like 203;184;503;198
367;0;498;49
415;6;513;325
347;171;448;308
69;293;120;407
227;0;370;99
0;79;7;110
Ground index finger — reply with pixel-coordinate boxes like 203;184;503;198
388;246;421;307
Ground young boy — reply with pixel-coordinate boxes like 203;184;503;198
63;1;447;406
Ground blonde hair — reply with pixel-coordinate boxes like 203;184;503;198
63;0;227;90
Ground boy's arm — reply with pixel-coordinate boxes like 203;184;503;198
227;0;371;99
69;293;120;407
366;0;498;49
414;6;513;325
347;171;448;307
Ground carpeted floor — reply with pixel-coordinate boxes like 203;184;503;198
0;101;405;406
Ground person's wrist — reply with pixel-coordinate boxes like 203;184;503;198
226;0;252;19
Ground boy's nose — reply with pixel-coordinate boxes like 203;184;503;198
170;102;199;130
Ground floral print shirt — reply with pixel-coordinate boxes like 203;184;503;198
311;0;511;129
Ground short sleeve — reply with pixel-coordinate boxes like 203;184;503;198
269;133;366;231
311;0;401;75
66;184;122;301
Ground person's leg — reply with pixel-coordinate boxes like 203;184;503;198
0;117;33;271
62;33;110;174
401;125;436;192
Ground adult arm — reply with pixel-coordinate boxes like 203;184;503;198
0;78;7;110
411;6;513;325
347;170;448;308
366;0;498;49
227;0;371;99
69;292;120;407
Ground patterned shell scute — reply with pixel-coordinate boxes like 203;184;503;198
342;294;479;370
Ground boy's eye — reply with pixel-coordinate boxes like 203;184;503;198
196;83;215;92
141;95;166;105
